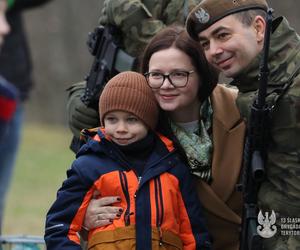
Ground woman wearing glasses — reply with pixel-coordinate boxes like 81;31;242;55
82;26;246;250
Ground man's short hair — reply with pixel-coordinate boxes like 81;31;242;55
234;9;267;27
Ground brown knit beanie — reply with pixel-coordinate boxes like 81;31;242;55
99;71;159;130
186;0;268;41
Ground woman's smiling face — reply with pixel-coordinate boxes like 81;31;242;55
148;47;201;122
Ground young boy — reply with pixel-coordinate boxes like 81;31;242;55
45;71;211;250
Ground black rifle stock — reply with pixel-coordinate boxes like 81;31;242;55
81;25;121;110
69;25;120;153
239;8;273;250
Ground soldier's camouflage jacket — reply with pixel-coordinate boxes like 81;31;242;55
99;0;201;56
231;17;300;221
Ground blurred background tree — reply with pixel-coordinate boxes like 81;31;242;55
23;0;102;125
23;0;300;126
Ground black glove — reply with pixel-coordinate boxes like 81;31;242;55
66;82;100;138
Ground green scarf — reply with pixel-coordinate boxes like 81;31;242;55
171;99;213;183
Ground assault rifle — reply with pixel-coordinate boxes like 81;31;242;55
81;25;136;110
239;8;273;250
70;25;136;153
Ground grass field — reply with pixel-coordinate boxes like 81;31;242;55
2;123;74;236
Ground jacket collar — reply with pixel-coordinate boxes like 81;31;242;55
210;85;242;131
77;128;178;179
196;85;245;224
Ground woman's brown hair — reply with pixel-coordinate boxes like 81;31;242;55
140;25;218;103
140;26;218;164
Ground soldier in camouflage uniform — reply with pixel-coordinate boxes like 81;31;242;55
186;0;300;249
67;0;201;140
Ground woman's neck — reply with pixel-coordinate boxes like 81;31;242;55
169;101;201;123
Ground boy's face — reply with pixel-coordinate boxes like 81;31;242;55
198;14;264;78
104;111;148;146
0;0;10;48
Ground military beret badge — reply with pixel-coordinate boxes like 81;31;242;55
194;8;210;24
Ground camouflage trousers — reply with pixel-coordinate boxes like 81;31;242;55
263;234;300;250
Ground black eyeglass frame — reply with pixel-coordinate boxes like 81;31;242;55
144;70;194;89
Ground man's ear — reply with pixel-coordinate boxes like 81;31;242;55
253;15;266;43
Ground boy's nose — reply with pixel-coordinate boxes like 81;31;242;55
116;121;128;132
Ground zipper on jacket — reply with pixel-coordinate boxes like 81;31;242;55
134;176;142;200
154;177;164;246
137;176;142;184
138;150;176;189
119;171;131;226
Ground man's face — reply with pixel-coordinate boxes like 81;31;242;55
0;0;10;48
198;15;264;78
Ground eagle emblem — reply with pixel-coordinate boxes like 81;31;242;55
194;8;210;24
257;210;277;238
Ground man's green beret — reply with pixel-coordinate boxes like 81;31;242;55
186;0;268;41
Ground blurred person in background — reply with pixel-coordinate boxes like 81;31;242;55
0;0;19;235
67;0;202;152
0;0;18;144
0;0;53;233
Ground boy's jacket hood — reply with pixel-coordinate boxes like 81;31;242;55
77;127;114;157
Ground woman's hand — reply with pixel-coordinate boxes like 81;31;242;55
83;191;123;230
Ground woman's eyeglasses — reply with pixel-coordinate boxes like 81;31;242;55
144;70;194;89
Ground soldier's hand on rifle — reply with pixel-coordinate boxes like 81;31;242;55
67;82;99;138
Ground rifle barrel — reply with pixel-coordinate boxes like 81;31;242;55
257;8;273;108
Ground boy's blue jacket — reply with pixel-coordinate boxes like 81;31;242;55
45;128;211;250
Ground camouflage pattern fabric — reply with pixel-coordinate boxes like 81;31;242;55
231;17;300;250
67;0;201;143
99;0;201;56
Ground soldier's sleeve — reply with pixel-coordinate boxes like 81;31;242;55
100;0;166;55
66;82;99;139
163;0;201;25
